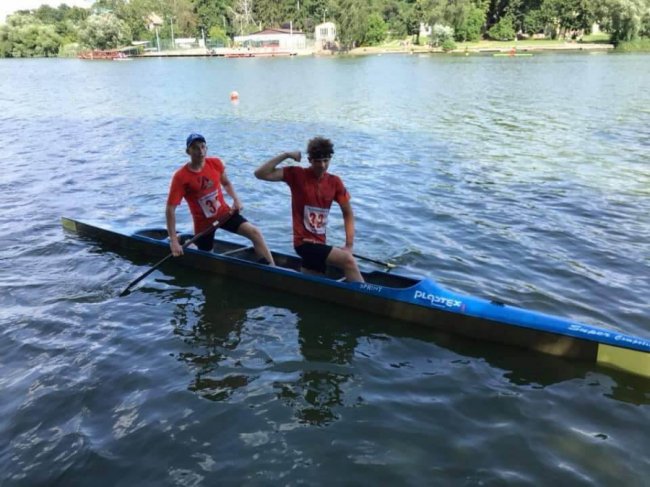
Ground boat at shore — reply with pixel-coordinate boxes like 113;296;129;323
78;48;138;60
61;217;650;378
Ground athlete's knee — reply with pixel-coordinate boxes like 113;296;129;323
340;251;356;269
246;224;263;242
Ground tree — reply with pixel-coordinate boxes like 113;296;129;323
79;13;131;49
448;1;487;41
430;22;454;45
333;0;370;50
488;12;516;39
8;23;62;57
363;12;387;44
599;0;650;43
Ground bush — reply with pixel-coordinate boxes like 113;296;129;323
488;15;516;41
58;42;81;57
363;13;387;45
430;24;454;47
209;25;229;47
454;6;486;42
615;38;650;51
441;38;457;51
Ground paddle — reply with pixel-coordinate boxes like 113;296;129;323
353;253;397;270
118;213;233;297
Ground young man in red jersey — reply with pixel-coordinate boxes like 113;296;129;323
166;133;275;265
254;136;363;282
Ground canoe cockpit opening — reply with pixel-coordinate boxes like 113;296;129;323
362;271;419;288
132;229;416;286
135;229;169;240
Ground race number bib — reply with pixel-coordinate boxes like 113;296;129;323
303;205;329;235
198;190;221;218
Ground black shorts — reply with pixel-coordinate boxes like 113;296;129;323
194;213;247;251
295;242;333;273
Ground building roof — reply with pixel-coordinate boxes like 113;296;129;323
246;28;304;36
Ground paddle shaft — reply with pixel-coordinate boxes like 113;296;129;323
118;216;227;297
353;253;396;269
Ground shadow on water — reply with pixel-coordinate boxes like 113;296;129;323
148;265;650;420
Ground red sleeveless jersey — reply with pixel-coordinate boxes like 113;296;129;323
167;157;231;232
283;166;350;247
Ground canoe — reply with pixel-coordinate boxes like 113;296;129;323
61;217;650;378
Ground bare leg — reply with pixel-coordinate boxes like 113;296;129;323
326;247;364;283
236;222;275;266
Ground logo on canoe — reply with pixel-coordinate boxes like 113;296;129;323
414;290;463;310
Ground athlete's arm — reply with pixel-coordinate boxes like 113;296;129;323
340;200;356;251
221;170;243;212
255;151;301;181
166;204;183;256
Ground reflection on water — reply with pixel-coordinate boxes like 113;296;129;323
169;273;361;425
162;270;649;425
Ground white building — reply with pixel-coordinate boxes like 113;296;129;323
315;22;336;49
234;28;306;50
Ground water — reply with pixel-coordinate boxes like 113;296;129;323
0;53;648;485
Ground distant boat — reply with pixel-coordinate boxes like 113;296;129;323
78;47;138;60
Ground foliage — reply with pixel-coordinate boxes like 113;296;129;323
79;13;132;50
441;37;457;50
209;25;230;46
334;0;370;50
488;14;516;40
601;0;650;43
430;23;455;46
1;14;63;57
614;36;650;48
444;0;488;42
1;0;650;58
363;13;388;45
58;42;82;57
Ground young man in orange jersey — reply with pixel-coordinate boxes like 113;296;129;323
254;136;363;282
166;133;275;265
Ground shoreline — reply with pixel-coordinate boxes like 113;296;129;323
132;42;614;59
346;42;614;56
133;42;614;59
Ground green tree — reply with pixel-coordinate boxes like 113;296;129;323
488;12;516;38
79;13;132;49
334;0;370;49
8;23;63;57
600;0;650;42
363;12;387;44
449;1;487;41
209;25;230;45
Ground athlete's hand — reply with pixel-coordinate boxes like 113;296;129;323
232;198;243;213
286;151;301;162
170;239;184;257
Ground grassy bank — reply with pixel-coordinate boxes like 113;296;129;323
615;38;650;52
348;38;615;56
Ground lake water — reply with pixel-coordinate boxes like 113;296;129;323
0;53;648;485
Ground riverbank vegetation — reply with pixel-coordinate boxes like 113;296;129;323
1;0;649;57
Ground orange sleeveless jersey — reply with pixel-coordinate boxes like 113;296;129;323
167;157;231;232
283;166;350;247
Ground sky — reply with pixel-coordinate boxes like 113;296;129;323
1;0;93;23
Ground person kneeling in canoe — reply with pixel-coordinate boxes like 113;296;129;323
255;136;363;282
166;133;275;265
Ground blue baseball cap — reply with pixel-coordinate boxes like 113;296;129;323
186;133;206;149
